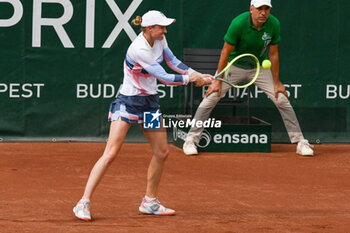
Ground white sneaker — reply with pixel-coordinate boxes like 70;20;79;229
73;199;91;221
139;197;175;215
296;139;314;156
183;141;198;155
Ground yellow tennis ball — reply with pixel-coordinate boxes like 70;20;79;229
262;60;271;69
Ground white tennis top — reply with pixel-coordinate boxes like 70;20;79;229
120;33;195;96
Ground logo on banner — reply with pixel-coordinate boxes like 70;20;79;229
196;130;211;148
143;110;161;129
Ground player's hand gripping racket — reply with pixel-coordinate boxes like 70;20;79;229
213;53;260;88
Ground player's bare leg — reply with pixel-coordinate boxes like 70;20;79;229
74;119;131;221
83;119;131;200
139;125;175;215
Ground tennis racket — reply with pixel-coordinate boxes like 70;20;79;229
213;53;260;88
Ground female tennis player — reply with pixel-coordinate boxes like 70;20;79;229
73;10;212;221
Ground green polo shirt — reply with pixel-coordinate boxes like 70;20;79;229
224;12;280;69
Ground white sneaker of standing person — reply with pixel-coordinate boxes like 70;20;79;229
296;139;314;156
183;140;198;155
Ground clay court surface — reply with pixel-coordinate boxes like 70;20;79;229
1;142;350;232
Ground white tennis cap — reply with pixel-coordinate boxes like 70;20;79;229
251;0;272;8
141;10;176;27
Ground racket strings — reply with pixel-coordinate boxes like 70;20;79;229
233;56;257;70
213;53;260;89
224;54;260;88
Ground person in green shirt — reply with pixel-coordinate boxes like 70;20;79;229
183;0;314;156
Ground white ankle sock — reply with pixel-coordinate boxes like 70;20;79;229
145;196;157;202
